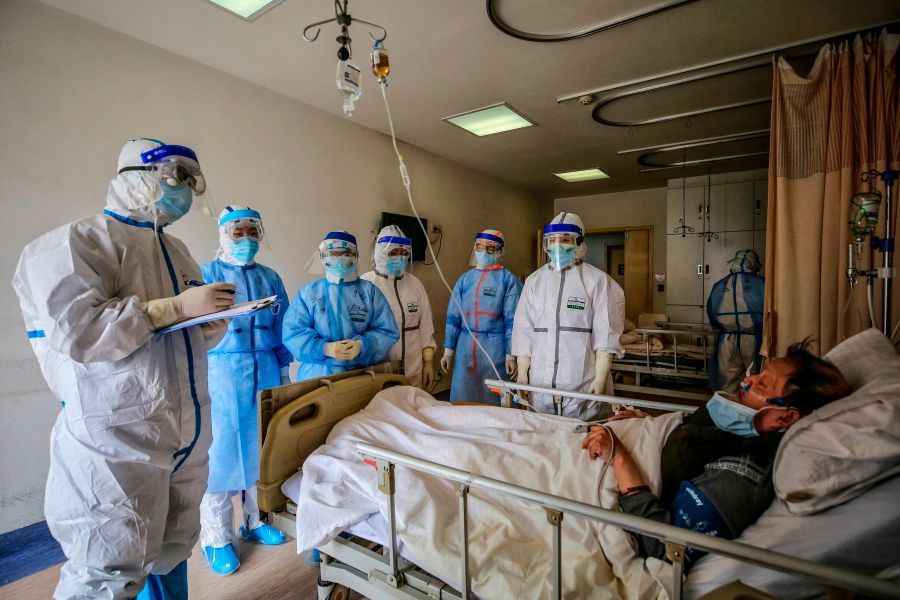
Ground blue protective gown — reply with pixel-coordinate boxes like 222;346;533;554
282;278;400;381
706;270;764;391
202;259;292;493
445;266;522;404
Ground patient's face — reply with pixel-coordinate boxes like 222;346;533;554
736;359;795;409
736;359;801;434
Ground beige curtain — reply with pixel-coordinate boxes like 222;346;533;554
763;30;900;358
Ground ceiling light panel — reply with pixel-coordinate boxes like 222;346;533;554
443;103;535;137
554;169;610;183
205;0;284;21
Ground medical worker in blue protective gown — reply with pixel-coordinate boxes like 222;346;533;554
440;230;522;405
283;231;399;380
707;249;765;392
512;212;625;420
198;206;291;576
361;225;437;389
12;138;233;600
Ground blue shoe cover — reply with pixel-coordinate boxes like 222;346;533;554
203;544;240;576
240;523;287;545
305;548;321;566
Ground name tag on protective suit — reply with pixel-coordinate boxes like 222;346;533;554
567;296;586;310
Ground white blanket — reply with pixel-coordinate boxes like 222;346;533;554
290;386;683;599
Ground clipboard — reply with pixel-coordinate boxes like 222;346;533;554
155;295;278;335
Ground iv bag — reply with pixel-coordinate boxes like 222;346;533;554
336;60;361;117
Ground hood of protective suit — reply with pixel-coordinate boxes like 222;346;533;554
728;249;762;274
548;211;587;260
106;138;174;225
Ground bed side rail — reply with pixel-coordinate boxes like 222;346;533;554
356;442;900;600
484;378;699;415
256;367;409;514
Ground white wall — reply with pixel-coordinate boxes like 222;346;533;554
0;0;544;533
555;188;668;313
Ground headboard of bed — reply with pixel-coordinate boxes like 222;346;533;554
256;365;410;514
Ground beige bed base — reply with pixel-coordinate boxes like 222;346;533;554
256;363;409;515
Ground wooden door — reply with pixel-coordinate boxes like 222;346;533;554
624;228;651;323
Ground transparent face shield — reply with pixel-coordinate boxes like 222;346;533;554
542;223;582;269
121;144;214;217
467;233;504;267
308;233;359;276
374;235;413;276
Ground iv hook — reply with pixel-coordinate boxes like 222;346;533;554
302;0;387;44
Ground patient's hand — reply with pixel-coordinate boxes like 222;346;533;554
582;426;617;462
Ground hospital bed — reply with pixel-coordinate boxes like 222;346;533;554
613;320;716;402
254;365;900;600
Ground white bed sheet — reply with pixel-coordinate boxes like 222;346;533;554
684;472;900;598
283;385;683;600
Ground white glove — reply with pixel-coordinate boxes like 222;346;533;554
440;349;454;373
176;283;236;319
589;352;613;396
342;339;362;361
505;354;517;378
325;340;361;361
323;341;344;359
422;347;435;388
516;355;531;400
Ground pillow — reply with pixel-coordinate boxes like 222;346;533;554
773;328;900;515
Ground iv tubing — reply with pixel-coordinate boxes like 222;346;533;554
378;82;516;405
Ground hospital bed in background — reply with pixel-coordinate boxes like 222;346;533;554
613;315;716;402
253;367;900;600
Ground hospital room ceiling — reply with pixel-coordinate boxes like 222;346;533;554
41;0;900;199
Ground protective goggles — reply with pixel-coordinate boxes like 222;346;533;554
120;144;207;195
542;223;582;251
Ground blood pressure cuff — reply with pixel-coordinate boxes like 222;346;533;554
670;480;733;565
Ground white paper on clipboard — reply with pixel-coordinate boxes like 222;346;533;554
155;295;278;335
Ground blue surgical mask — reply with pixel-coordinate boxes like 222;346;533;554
385;256;408;277
547;243;576;269
475;251;498;269
155;183;193;220
325;256;357;280
229;238;259;264
707;391;759;437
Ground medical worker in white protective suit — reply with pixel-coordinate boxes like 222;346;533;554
12;138;233;599
361;225;437;388
199;206;291;576
511;212;625;420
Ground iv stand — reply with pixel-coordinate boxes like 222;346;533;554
881;170;896;336
848;169;896;336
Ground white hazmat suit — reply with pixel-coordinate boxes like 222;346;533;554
511;212;625;419
12;139;227;599
361;225;437;388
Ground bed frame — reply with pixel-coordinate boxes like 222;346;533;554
613;322;717;402
256;370;900;600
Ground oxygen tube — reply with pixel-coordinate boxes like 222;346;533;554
377;80;532;409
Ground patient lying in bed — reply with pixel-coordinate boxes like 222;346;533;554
285;336;898;598
583;340;850;568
